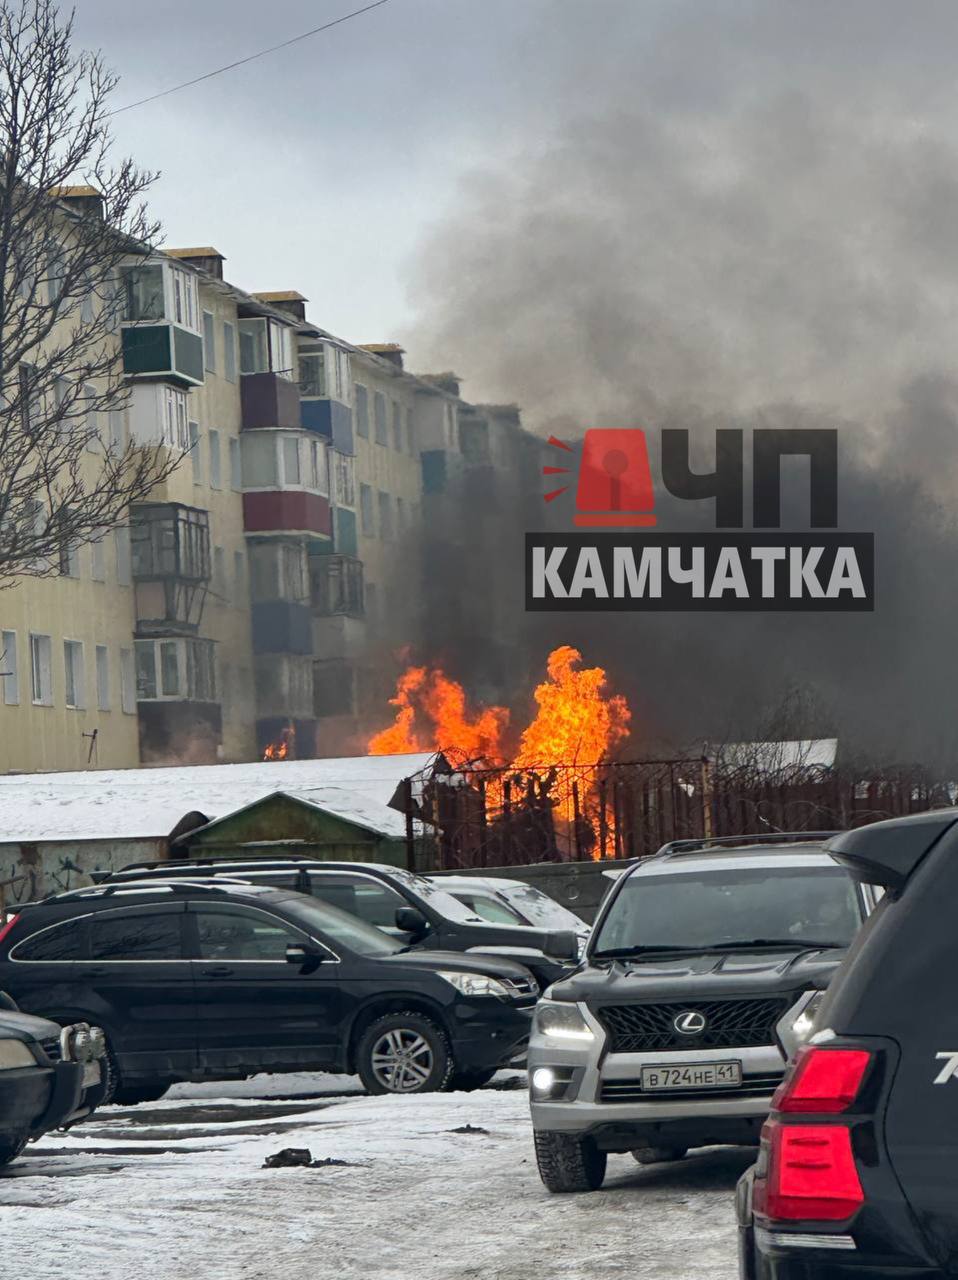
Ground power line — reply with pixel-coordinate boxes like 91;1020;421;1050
108;0;392;116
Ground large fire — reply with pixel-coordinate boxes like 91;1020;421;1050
368;645;631;853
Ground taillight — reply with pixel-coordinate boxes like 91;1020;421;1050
762;1120;865;1221
773;1045;872;1114
0;914;20;947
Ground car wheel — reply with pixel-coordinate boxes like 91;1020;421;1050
0;1136;26;1166
631;1145;688;1165
445;1067;498;1092
111;1081;172;1106
356;1011;452;1095
533;1130;607;1192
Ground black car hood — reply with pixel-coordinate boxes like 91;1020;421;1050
0;1007;61;1043
553;946;844;1003
379;949;536;983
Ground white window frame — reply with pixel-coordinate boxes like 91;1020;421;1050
1;631;18;705
203;310;216;372
120;647;135;713
63;639;85;710
209;429;221;489
29;633;53;706
95;644;110;711
90;537;106;582
223;321;237;382
229;436;241;491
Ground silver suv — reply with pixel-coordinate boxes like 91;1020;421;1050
528;834;875;1192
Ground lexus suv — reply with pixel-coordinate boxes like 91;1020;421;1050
738;808;958;1279
528;833;874;1192
0;879;539;1101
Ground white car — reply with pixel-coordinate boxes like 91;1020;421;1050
428;876;590;958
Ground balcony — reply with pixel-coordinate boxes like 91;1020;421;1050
241;372;301;430
252;601;313;655
254;652;314;719
130;503;211;632
243;490;332;540
300;398;354;451
311;554;364;617
122;324;204;388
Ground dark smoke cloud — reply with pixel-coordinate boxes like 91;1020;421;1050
399;0;958;768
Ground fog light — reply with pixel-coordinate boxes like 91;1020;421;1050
531;1067;556;1095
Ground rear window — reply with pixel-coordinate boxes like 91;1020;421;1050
12;918;86;961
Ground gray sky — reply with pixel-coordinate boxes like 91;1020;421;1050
73;0;592;358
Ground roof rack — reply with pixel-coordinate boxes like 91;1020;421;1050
50;879;257;902
653;831;841;858
114;855;319;876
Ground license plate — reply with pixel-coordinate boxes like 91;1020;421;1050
82;1061;101;1088
640;1061;742;1091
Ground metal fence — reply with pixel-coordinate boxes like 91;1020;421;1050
401;757;954;871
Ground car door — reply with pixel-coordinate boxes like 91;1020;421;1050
307;872;419;940
186;901;343;1073
77;903;196;1078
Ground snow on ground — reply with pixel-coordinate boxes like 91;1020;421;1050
0;1073;746;1280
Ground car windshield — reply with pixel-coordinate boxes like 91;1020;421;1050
275;893;404;958
592;866;862;955
496;884;587;933
450;891;526;926
386;868;486;924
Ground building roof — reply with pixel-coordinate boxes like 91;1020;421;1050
165;246;225;261
252;290;308;303
0;753;438;844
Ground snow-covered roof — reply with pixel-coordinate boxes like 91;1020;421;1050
0;753;438;844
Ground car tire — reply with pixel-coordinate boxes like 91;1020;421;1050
356;1011;453;1095
111;1081;172;1107
445;1067;498;1092
534;1130;607;1192
631;1145;688;1165
0;1136;26;1166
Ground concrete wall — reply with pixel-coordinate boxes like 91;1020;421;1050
0;837;167;908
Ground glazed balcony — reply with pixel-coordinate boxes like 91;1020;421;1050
241;371;301;430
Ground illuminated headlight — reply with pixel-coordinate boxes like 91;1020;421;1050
531;1067;556;1094
437;970;511;999
778;991;826;1059
534;1000;595;1041
0;1040;37;1070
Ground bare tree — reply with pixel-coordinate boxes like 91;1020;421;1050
0;0;180;582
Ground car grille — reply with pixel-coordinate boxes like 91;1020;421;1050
595;998;788;1052
599;1071;784;1103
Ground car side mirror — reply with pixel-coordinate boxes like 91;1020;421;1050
395;906;429;939
0;990;18;1012
286;943;326;972
544;930;579;962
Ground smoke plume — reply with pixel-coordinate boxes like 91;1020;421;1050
400;0;958;768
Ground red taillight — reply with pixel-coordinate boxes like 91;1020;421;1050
762;1120;865;1221
773;1046;872;1114
0;914;20;947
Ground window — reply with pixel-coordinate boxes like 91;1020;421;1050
135;638;216;701
397;496;405;532
90;537;105;582
18;363;39;433
378;490;393;541
360;483;374;535
238;318;268;374
229;436;241;490
1;631;18;705
120;647;135;713
223;321;237;382
109;410;125;450
300;350;325;398
123;264;164;322
333;452;355;507
195;906;303;961
271;323;293;378
91;911;182;961
30;634;53;706
135;640;156;699
248;542;306;602
234;550;246;597
63;640;84;709
59;528;80;578
96;645;109;710
13;919;86;962
171;268;197;330
160;639;180;695
311;555;364;617
355;384;369;438
80;272;94;325
309;874;406;929
203;310;216;372
309;439;326;492
83;382;98;450
114;526;131;586
209;429;221;488
162;385;189;450
129;505;210;581
374;392;388;445
281;436;300;486
45;238;65;308
406;408;415;455
213;545;226;594
189;421;202;484
392;402;403;450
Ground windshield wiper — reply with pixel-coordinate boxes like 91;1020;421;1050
591;944;702;959
702;938;847;951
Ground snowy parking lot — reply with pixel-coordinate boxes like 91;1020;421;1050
0;1073;747;1280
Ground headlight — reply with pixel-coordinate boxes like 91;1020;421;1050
576;936;588;961
437;970;511;998
0;1039;37;1070
777;990;826;1059
534;1000;595;1041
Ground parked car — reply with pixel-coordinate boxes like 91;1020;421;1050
527;832;875;1192
427;875;591;956
101;858;580;986
0;879;539;1101
0;985;106;1164
738;809;958;1279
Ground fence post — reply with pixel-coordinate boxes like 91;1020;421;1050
403;779;416;872
700;757;714;839
478;777;488;868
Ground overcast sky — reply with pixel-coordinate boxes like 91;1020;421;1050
73;0;609;362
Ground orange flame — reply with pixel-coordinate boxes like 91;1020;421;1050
367;666;508;765
263;722;295;761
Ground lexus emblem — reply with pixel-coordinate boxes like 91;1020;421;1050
673;1010;707;1036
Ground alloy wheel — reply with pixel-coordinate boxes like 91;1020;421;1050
369;1027;435;1092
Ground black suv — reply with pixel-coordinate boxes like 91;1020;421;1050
0;880;538;1102
528;833;873;1192
101;859;580;985
738;808;958;1279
